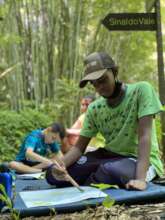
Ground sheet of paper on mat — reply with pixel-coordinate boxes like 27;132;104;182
17;172;45;179
19;186;107;208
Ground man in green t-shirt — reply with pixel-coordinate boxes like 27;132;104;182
46;52;164;191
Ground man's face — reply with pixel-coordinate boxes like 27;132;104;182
44;131;61;144
91;70;115;98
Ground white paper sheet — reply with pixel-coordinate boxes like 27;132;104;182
19;186;107;208
17;172;45;179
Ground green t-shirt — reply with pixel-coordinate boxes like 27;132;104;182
80;81;164;176
79;113;105;148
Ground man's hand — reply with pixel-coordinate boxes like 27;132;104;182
125;179;147;190
51;164;69;181
51;152;65;168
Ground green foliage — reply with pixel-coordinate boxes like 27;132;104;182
102;195;115;208
38;77;95;127
155;105;165;148
53;77;80;125
0;110;52;162
0;184;19;220
155;117;162;145
0;0;164;163
0;34;23;46
54;77;95;124
90;183;116;208
0;1;9;19
0;76;96;162
91;183;118;190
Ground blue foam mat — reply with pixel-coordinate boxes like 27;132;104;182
13;179;165;217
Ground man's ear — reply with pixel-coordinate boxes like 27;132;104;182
112;66;118;78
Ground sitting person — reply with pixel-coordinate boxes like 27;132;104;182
62;95;105;153
9;122;65;174
46;52;164;191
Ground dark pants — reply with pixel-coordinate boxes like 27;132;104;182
46;148;136;188
20;160;40;166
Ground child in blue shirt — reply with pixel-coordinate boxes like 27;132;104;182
9;122;65;174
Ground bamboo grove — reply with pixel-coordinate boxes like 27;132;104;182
0;0;164;125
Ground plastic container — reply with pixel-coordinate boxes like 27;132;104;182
0;172;12;209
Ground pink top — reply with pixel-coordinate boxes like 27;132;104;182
66;114;85;146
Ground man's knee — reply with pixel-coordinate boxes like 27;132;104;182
87;158;136;186
102;158;136;185
85;163;117;185
93;163;118;184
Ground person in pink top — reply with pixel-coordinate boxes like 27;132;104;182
61;95;105;153
66;95;95;147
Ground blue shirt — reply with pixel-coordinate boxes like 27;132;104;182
16;129;60;161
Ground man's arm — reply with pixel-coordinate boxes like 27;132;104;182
136;115;152;180
49;136;91;181
51;150;65;167
63;135;91;167
126;115;152;190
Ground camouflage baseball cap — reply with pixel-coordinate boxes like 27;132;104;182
79;52;116;88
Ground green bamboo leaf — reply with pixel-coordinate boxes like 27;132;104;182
102;195;115;208
91;183;118;190
0;184;7;196
0;194;7;203
6;197;12;207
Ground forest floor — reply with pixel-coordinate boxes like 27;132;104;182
1;202;165;220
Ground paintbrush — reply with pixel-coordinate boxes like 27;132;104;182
54;160;84;192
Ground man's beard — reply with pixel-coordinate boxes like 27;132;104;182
106;81;122;99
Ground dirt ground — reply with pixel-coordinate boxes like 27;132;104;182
1;202;165;220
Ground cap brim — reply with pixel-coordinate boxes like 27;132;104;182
79;69;107;88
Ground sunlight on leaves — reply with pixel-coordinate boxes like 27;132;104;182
0;184;20;220
91;183;119;190
102;195;115;208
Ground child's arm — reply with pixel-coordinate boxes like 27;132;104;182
25;148;52;166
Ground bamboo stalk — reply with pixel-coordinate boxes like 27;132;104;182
0;63;21;79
